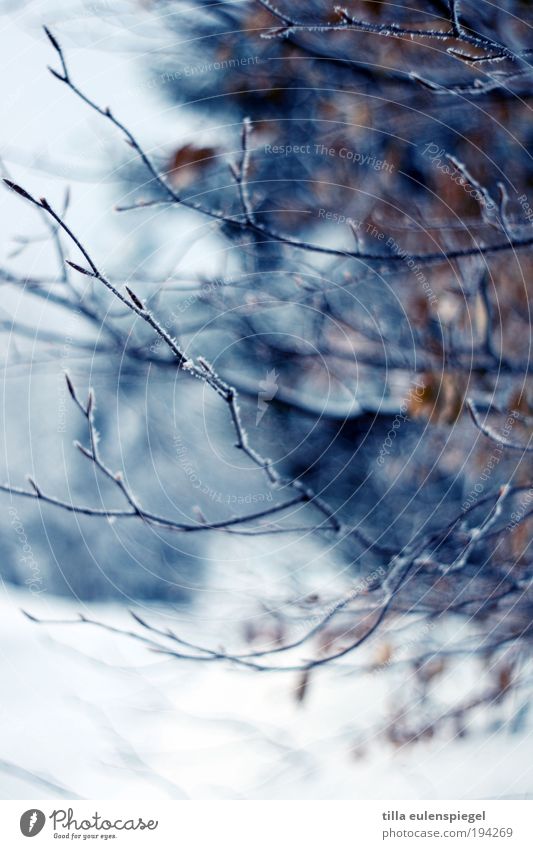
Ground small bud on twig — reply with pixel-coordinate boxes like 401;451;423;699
197;356;215;376
62;186;71;214
21;609;40;623
125;286;145;311
3;179;36;203
43;26;61;54
74;440;94;460
64;372;76;401
27;477;42;496
87;388;95;417
66;260;96;277
228;161;240;181
242;116;253;142
129;610;148;628
262;26;292;39
48;67;67;83
193;506;208;524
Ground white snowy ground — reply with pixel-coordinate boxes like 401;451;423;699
1;552;532;802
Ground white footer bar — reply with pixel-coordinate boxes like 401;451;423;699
2;800;531;848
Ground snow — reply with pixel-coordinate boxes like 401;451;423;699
1;577;532;801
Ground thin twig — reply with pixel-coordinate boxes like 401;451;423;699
467;400;531;452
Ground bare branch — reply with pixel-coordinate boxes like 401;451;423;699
467;400;531;452
37;31;533;268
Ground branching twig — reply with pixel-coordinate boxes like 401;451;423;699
1;376;322;535
42;28;533;268
467;399;532;452
257;0;519;62
3;177;344;533
447;484;512;571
